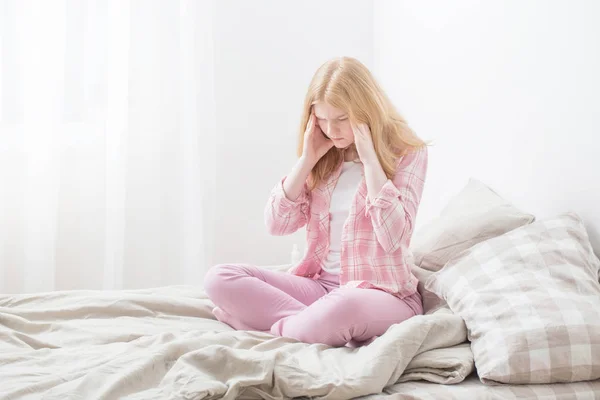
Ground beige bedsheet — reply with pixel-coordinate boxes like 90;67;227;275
358;373;600;400
0;285;472;400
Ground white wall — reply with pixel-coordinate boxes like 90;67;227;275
212;0;374;267
211;0;600;270
373;1;600;253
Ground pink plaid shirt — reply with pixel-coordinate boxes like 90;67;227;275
264;146;428;299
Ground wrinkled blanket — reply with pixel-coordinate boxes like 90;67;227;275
0;284;473;399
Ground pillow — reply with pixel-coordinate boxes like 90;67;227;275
408;263;445;314
425;212;600;384
409;178;534;314
411;178;535;272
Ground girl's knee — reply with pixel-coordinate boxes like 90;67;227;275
203;264;239;297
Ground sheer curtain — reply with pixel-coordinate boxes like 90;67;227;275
0;0;216;293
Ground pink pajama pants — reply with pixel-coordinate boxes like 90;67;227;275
203;264;423;347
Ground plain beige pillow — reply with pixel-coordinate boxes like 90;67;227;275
409;178;534;313
411;178;534;272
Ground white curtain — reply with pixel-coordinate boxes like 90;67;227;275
0;0;216;293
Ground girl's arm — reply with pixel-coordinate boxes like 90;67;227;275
283;156;315;202
363;147;428;253
264;156;314;236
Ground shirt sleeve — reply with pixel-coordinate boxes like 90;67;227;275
364;146;428;253
264;176;310;236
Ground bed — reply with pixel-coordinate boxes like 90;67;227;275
1;178;599;399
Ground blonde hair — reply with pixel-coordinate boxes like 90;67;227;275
298;57;428;190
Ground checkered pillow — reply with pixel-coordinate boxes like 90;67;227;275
425;212;600;384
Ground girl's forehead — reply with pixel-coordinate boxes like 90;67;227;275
313;102;346;118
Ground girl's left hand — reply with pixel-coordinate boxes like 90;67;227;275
352;123;378;166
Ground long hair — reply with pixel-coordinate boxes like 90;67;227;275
298;57;428;190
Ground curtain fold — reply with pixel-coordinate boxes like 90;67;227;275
0;0;216;293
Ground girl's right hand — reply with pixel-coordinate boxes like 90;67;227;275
302;110;334;165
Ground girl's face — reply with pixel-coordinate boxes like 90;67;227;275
313;102;354;149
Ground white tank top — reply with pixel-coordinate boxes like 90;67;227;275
321;161;363;274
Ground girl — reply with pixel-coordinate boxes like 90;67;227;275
204;57;428;347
